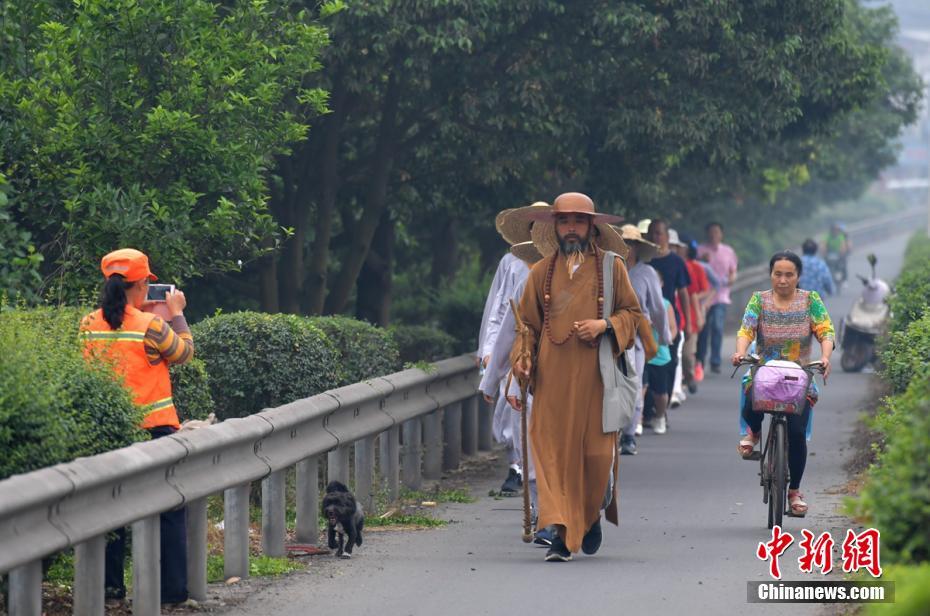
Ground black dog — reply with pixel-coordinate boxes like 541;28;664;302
321;481;364;558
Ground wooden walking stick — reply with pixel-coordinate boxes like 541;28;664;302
509;299;534;543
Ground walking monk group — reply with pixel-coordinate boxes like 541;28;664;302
507;192;642;562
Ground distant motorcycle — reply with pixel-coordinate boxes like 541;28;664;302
825;251;846;287
839;254;890;373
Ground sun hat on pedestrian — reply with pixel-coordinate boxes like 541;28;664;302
668;228;686;248
530;214;629;259
616;224;658;262
100;248;158;282
510;241;544;264
495;202;551;245
637;219;651;235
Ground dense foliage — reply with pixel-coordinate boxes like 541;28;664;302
191;312;341;420
389;324;458;365
0;0;331;298
308;315;400;385
0;306;145;480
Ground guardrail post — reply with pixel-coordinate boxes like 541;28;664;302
422;409;443;479
8;560;42;616
296;456;320;544
261;470;286;558
74;534;105;616
132;515;161;616
354;436;375;512
224;483;250;579
478;396;493;451
379;426;400;500
462;395;478;456
327;445;350;485
443;401;462;471
186;497;208;601
401;418;422;490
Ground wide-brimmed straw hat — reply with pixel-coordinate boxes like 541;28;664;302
510;241;543;264
531;217;629;259
616;224;658;262
495;202;551;245
522;193;623;225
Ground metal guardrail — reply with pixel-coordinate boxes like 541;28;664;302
725;207;927;329
0;354;485;616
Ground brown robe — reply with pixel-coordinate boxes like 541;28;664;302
512;247;641;553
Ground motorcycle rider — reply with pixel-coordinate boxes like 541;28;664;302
824;223;851;285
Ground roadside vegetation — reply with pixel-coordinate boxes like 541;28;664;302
846;232;930;615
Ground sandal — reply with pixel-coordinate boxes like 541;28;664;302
788;490;808;517
737;430;759;459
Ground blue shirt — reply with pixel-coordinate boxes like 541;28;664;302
799;255;835;297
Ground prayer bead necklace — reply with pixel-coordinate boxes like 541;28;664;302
542;245;605;346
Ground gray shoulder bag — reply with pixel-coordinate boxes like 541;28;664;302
599;250;640;433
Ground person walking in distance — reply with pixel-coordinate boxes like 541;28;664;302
697;222;738;374
509;192;641;562
646;220;691;422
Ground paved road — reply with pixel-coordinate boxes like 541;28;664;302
219;236;907;616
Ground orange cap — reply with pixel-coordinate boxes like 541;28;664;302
100;248;158;282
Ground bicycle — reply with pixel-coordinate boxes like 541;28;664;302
733;356;825;529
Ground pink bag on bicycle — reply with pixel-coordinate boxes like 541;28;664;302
751;360;810;414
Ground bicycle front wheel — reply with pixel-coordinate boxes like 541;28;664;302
768;420;788;529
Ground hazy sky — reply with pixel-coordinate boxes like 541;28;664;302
888;0;930;30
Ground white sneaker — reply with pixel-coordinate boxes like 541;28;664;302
635;422;643;436
653;416;667;434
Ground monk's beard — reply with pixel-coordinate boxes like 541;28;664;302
558;232;591;279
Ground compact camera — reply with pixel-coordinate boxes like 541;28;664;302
146;283;175;302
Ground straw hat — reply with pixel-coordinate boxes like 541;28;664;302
616;224;658;262
510;241;543;264
531;217;629;259
495;202;551;245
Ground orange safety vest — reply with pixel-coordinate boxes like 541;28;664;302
81;306;180;430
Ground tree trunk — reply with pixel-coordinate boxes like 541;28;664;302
324;71;400;315
430;214;458;288
355;209;395;326
303;80;349;315
275;155;304;314
258;253;279;313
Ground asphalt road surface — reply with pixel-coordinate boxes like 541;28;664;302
218;234;907;616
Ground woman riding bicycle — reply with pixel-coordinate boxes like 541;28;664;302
731;250;835;517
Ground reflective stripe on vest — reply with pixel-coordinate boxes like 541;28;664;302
81;307;180;430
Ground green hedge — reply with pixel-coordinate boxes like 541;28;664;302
888;234;930;334
865;563;930;616
880;312;930;395
170;358;214;421
192;312;341;420
308;316;400;385
0;307;145;480
389;324;457;364
851;232;930;573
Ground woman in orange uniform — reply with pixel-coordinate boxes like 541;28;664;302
81;248;193;604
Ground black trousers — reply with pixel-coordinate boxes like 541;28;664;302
105;426;188;603
740;395;811;491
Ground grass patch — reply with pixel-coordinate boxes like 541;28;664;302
366;513;447;528
206;554;304;583
401;487;474;503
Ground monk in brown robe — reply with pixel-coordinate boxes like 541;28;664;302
510;193;641;561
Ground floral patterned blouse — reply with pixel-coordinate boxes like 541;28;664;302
737;289;835;364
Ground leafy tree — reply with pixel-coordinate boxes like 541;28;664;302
0;0;331;299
